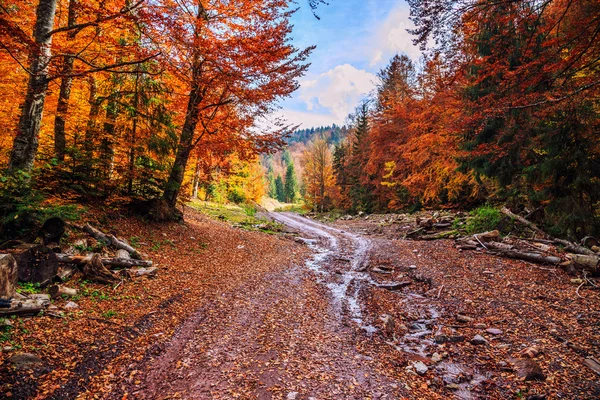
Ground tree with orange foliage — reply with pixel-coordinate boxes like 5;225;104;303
302;135;337;212
139;0;312;217
409;0;600;236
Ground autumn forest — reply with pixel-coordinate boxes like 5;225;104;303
1;0;598;240
1;1;600;398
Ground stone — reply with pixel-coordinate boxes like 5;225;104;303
515;359;546;381
473;323;486;329
471;335;488;345
414;361;428;375
409;322;427;331
3;346;13;352
64;301;79;309
431;353;442;363
408;264;417;269
435;335;465;344
8;352;43;369
486;328;503;335
456;314;473;323
287;392;299;400
521;346;540;358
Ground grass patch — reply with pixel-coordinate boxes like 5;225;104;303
465;206;503;234
16;282;41;294
189;200;285;234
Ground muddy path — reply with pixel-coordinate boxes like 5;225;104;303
120;212;599;400
127;212;407;399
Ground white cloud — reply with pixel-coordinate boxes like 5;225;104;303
369;5;421;65
298;64;376;123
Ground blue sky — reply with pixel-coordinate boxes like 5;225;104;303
274;0;421;128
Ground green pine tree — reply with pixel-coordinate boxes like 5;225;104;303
275;175;286;202
284;163;298;203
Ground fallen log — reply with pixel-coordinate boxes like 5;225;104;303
501;207;547;237
129;267;158;277
554;239;597;256
0;299;47;316
55;254;153;268
377;281;412;291
568;254;600;273
418;230;457;240
485;242;561;265
83;224;141;259
48;285;78;299
501;208;596;256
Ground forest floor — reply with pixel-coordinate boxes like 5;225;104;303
1;207;599;399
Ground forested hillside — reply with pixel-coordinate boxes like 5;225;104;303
276;1;600;239
0;0;313;238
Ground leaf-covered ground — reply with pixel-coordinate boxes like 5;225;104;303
1;209;599;399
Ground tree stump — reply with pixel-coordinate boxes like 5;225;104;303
83;254;119;284
9;245;58;287
0;254;18;300
38;217;65;245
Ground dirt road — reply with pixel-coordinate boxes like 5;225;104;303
122;212;599;399
131;212;407;399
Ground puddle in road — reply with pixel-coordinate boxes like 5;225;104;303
272;213;377;334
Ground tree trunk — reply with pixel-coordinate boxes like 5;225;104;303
191;155;202;199
163;4;208;209
83;76;100;175
163;79;203;208
128;70;140;194
53;0;79;162
8;0;58;172
100;98;117;182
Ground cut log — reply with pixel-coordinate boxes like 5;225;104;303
8;245;58;286
554;239;597;256
474;230;501;242
83;254;119;284
130;267;158;277
581;236;599;249
56;265;77;282
0;299;47;316
48;285;78;299
377;281;412;291
568;254;600;273
485;242;561;265
83;224;141;259
0;254;18;300
55;254;153;269
418;230;457;240
115;249;130;259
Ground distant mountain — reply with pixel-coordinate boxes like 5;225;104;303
286;124;348;146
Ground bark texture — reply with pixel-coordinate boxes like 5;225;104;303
9;0;58;172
